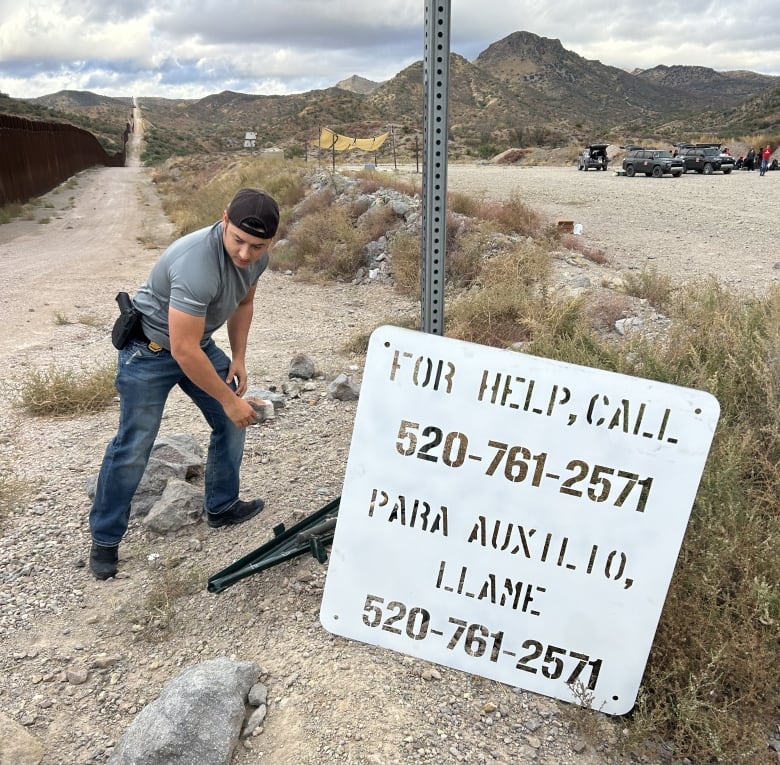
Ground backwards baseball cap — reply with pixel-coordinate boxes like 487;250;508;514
227;188;279;239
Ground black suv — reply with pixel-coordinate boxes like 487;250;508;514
676;144;734;175
622;148;683;178
577;143;609;171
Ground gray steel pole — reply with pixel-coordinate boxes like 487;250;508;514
421;0;451;335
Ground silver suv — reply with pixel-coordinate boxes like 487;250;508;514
577;143;609;171
622;149;683;178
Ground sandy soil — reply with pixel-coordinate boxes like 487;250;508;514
1;133;777;765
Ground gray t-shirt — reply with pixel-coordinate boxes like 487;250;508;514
133;221;268;350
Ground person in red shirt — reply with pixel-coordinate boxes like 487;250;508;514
760;144;772;176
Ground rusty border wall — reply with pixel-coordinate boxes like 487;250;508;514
0;114;126;207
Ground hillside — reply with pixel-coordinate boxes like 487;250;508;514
3;30;780;163
335;75;382;95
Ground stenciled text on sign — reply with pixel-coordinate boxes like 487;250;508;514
320;326;719;715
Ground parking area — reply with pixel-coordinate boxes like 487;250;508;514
441;164;780;293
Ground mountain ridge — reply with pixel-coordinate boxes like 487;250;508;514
3;30;779;161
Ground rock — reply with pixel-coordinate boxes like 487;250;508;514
241;704;267;737
0;712;45;765
143;479;204;534
327;373;360;401
243;397;275;421
107;657;259;765
289;353;315;379
247;683;268;706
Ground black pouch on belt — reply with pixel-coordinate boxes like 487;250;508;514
111;291;143;350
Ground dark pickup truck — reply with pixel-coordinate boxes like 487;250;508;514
676;144;734;175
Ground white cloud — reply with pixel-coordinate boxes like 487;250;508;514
0;0;778;99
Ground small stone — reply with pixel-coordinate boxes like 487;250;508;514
66;668;88;685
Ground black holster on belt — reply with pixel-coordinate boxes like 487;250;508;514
111;292;143;350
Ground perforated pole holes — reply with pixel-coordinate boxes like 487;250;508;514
421;1;451;335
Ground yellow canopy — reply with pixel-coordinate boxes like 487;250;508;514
315;127;389;152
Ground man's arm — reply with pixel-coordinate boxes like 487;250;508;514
225;285;256;396
168;306;257;428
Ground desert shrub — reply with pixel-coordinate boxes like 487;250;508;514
0;465;28;524
445;248;572;348
348;195;372;220
389;230;421;297
273;205;365;280
0;201;24;224
621;267;674;311
477;193;546;238
356;203;399;242
291;186;337;222
610;282;780;761
350;168;420;198
448;191;481;217
341;315;420;356
560;232;609;264
18;363;116;417
585;292;635;331
445;228;490;288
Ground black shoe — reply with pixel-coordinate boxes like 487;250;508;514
207;498;265;528
90;543;119;580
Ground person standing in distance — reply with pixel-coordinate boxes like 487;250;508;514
760;144;772;176
89;188;280;580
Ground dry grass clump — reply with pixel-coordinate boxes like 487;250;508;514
388;230;422;297
18;363;116;417
129;567;206;643
53;310;105;327
448;191;482;217
0;201;24;224
585;292;636;331
341;315;420;356
559;232;609;264
477;193;547;238
621;267;674;311
350;168;421;198
0;466;29;526
357;204;399;242
445;247;573;348
272;205;365;281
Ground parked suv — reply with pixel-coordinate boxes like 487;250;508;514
676;144;734;174
577;143;609;171
622;148;683;178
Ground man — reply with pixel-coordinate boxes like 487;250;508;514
89;188;279;580
760;144;772;176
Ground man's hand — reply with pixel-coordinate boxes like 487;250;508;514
223;395;259;429
227;359;249;396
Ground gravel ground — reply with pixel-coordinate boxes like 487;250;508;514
1;144;777;765
445;162;780;294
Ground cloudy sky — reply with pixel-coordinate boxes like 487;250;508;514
1;0;778;100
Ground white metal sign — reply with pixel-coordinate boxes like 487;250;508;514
320;326;719;715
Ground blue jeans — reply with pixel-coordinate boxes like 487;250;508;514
90;338;246;546
760;159;768;176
